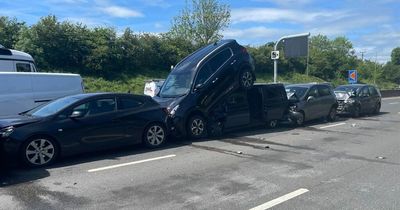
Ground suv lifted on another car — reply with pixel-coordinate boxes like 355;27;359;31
153;39;256;139
286;83;338;126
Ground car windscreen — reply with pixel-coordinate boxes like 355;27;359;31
159;70;196;98
285;86;308;99
26;96;81;117
335;86;360;94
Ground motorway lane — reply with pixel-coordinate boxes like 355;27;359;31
0;97;400;210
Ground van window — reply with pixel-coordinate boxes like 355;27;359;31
16;63;31;72
265;86;282;99
308;86;320;98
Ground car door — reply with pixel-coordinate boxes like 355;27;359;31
359;86;373;113
55;97;128;152
303;86;321;120
224;91;250;128
368;86;380;110
317;85;334;117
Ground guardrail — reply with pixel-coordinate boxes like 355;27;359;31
381;90;400;98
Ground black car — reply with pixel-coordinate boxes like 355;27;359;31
154;39;255;139
285;83;338;125
0;93;168;167
334;84;381;117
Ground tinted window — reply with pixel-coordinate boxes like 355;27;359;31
195;63;214;86
286;86;308;99
73;98;116;117
318;85;331;96
16;63;31;72
209;49;232;70
266;86;282;99
359;87;370;97
308;86;319;98
119;98;143;110
368;86;378;96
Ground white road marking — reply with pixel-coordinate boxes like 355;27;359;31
88;154;176;172
382;96;400;100
319;122;346;129
388;102;399;105
249;188;309;210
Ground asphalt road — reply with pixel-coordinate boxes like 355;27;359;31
1;97;400;210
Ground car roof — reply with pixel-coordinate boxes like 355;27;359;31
336;84;368;88
66;93;150;100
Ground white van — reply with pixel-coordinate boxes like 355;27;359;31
0;46;37;72
0;72;84;116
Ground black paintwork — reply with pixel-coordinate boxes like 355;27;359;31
0;93;168;159
153;40;255;137
334;84;381;115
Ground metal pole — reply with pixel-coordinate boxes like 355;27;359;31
273;32;310;83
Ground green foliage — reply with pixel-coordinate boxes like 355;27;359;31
0;16;26;48
169;0;230;46
391;47;400;65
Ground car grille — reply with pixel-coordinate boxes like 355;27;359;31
337;100;345;110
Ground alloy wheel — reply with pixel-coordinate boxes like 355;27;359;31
241;71;253;88
191;118;205;136
146;125;165;146
25;139;55;166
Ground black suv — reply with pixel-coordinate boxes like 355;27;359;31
154;40;255;138
334;84;381;117
285;83;338;125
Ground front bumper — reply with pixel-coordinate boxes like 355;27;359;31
0;137;22;160
166;116;186;138
286;111;303;123
336;102;356;114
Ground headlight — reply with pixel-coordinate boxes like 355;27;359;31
1;126;14;138
167;105;179;116
345;98;356;104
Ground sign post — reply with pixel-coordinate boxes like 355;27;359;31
348;70;358;84
273;32;310;83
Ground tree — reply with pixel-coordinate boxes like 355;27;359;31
169;0;230;46
0;16;26;48
391;47;400;65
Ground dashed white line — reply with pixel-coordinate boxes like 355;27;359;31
249;188;309;210
382;96;400;100
388;102;399;105
88;154;176;172
319;122;346;129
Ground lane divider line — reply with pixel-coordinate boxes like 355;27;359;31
389;102;399;105
88;154;176;172
382;96;400;100
319;122;346;129
249;188;309;210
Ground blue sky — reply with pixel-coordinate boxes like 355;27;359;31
0;0;399;62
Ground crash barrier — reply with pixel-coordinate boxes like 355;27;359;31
380;90;400;98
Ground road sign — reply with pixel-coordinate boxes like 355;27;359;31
348;70;357;84
271;51;279;60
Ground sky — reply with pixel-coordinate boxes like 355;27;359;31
0;0;399;63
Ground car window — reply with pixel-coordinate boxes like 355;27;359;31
308;86;319;98
118;98;143;110
266;86;282;99
318;85;331;97
72;98;116;117
195;63;214;86
195;49;232;86
16;63;31;72
368;86;378;96
359;87;370;97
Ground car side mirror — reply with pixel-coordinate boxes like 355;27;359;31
307;96;315;102
70;110;84;119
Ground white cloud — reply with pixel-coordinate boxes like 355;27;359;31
100;6;143;18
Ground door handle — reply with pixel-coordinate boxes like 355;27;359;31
230;60;237;65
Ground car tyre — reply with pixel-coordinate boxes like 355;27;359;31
239;70;254;90
373;102;381;114
21;136;59;168
143;123;166;148
327;107;337;122
295;112;305;126
187;115;207;139
353;105;361;118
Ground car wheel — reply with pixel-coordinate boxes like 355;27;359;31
187;115;207;139
327;107;337;122
267;120;278;128
353;105;361;118
143;123;166;148
373;103;381;114
240;70;254;89
21;137;58;167
295;112;305;126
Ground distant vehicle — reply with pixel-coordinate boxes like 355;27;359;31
209;83;289;135
0;93;169;167
144;79;165;97
153;39;255;138
0;46;37;72
334;84;381;117
0;72;84;117
285;83;338;125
